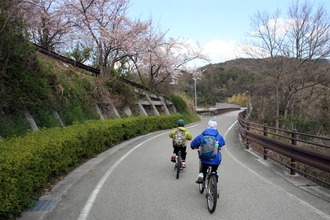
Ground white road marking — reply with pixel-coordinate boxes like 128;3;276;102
77;132;165;220
224;121;330;220
78;123;199;220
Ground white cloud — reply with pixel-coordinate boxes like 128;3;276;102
184;38;250;68
203;39;247;64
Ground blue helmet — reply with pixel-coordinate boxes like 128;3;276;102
177;119;185;127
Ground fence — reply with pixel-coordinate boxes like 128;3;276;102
33;43;151;91
237;110;330;187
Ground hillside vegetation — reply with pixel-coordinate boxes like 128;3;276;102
181;58;330;135
0;51;198;139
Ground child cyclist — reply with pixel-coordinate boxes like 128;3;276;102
169;119;192;168
190;119;225;183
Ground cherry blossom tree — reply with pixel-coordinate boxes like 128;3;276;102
15;0;208;87
128;23;209;89
64;0;151;76
20;0;73;50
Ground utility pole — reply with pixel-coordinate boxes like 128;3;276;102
194;78;197;112
246;90;251;119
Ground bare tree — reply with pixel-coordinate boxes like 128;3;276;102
245;0;330;128
245;9;288;127
282;0;330;117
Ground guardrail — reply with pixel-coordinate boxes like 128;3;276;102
33;43;151;91
31;43;177;118
197;104;241;115
237;110;330;187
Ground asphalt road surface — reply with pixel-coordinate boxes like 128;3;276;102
21;110;330;220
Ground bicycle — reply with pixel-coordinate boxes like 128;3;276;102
198;165;219;213
173;150;183;179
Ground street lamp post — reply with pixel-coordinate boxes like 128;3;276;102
194;78;197;111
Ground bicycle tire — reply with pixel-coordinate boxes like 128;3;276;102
206;174;217;213
176;153;182;179
199;182;204;194
198;161;204;193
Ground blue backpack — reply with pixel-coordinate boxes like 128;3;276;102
199;135;218;160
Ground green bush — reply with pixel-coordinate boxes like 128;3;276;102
166;94;188;114
0;113;30;138
0;114;182;220
33;107;62;129
282;115;321;134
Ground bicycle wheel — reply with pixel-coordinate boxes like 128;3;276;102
199;181;204;194
176;153;182;179
198;162;204;193
206;174;217;213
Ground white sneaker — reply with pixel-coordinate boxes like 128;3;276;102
195;173;204;183
171;154;176;162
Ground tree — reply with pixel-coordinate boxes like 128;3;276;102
20;0;73;50
245;0;330;128
127;21;208;90
0;1;38;115
0;0;21;33
64;0;150;76
66;43;91;63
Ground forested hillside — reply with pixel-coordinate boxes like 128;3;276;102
185;58;330;135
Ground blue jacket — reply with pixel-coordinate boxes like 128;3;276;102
190;128;225;165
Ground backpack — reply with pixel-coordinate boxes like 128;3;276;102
199;135;218;160
172;129;186;147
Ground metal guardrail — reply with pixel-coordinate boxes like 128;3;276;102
197;106;241;115
237;110;330;187
34;43;100;76
33;43;151;91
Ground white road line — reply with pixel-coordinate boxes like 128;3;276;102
77;132;166;220
224;121;330;220
78;123;199;220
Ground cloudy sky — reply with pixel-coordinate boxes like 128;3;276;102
128;0;329;66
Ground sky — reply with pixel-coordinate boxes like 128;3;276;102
128;0;330;66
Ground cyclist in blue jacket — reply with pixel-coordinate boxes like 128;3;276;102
190;119;225;183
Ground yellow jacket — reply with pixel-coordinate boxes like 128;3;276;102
169;126;192;147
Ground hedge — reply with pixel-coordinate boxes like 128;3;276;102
0;114;182;219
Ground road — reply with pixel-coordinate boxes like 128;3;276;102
21;110;330;220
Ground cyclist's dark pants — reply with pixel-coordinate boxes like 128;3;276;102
173;146;187;161
199;163;219;177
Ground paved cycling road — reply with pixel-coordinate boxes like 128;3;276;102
20;110;330;220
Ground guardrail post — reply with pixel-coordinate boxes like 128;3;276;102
263;125;268;160
290;130;298;175
246;121;250;149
